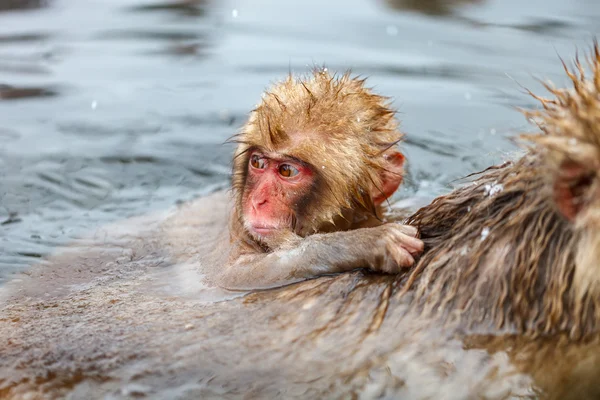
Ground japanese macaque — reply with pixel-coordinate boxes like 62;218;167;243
404;43;600;340
215;70;423;290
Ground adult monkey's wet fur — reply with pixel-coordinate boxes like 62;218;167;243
405;42;600;340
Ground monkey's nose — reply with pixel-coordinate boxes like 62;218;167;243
252;197;268;209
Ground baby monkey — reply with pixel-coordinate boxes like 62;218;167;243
217;70;423;290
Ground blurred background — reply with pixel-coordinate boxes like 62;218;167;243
0;0;599;282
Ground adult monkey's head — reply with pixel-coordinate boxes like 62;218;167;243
523;45;600;303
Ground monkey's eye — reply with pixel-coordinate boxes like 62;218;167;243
278;164;299;178
250;154;266;169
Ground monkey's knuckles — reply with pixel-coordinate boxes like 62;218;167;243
372;226;419;272
385;224;424;255
396;223;419;237
383;245;414;272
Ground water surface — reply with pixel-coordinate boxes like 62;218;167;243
1;0;600;280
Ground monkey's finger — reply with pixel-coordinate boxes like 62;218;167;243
384;244;415;271
393;248;415;269
388;235;422;255
394;233;424;254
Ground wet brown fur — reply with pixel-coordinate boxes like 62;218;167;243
405;43;600;340
230;69;403;238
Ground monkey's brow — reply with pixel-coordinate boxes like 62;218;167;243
250;146;312;168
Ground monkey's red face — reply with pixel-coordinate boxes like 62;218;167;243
242;150;314;240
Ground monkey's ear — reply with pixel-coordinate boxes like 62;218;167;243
373;151;405;206
553;160;596;221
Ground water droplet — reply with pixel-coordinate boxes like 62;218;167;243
232;9;238;18
386;25;398;36
490;128;496;135
481;227;490;241
91;100;97;110
484;182;503;196
357;117;361;122
321;165;325;169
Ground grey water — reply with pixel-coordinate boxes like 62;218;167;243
1;0;599;281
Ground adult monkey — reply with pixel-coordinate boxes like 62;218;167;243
405;44;600;341
215;70;423;290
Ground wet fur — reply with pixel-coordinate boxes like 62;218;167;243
405;43;600;340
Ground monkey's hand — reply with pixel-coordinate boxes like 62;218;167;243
218;223;423;290
368;223;423;273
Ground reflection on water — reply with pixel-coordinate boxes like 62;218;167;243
0;0;600;284
384;0;482;16
0;84;57;99
127;0;209;18
0;0;47;12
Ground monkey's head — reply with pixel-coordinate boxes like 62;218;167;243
523;44;600;300
231;69;405;245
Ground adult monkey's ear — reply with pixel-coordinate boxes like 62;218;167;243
553;158;597;221
373;151;405;206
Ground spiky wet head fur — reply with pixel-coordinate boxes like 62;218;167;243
231;69;402;235
405;43;600;340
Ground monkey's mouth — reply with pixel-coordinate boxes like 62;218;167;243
249;225;282;236
252;226;274;234
245;222;284;237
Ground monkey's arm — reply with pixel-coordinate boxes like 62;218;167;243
217;224;423;291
